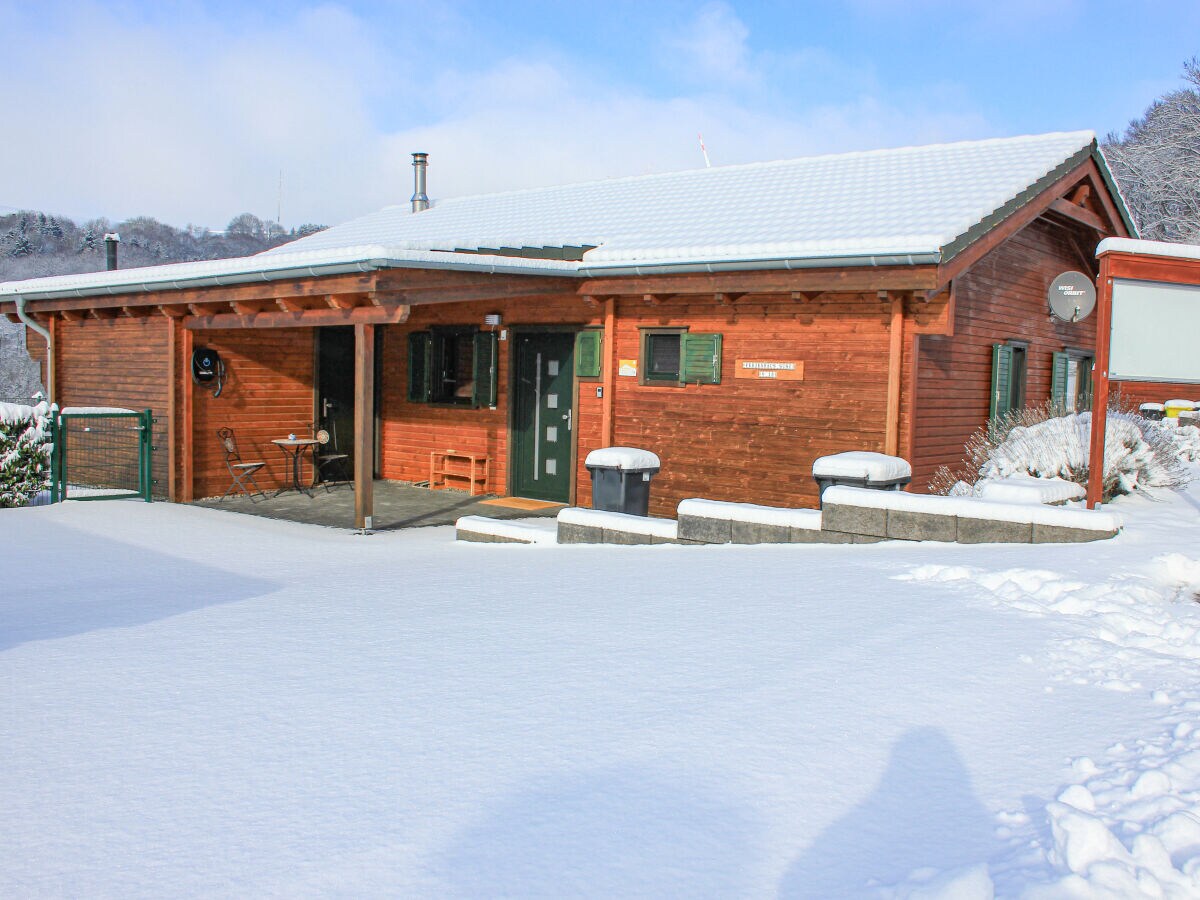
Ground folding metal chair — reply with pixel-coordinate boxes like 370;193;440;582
217;427;267;501
311;422;352;487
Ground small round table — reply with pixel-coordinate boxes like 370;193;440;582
272;438;319;497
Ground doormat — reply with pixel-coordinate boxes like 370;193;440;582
478;497;565;511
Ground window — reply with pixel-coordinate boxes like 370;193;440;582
1052;350;1094;412
990;342;1028;419
642;329;684;382
639;328;723;385
408;328;498;408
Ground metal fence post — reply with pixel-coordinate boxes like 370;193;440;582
142;408;153;502
49;406;60;504
58;412;68;502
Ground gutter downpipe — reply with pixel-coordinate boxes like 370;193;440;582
14;294;53;402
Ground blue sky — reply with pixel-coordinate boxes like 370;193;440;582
0;1;1196;230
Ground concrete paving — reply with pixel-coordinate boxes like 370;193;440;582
193;481;562;531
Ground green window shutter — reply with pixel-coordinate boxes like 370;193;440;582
680;332;722;384
1050;351;1070;409
472;331;499;408
407;332;432;402
990;343;1013;419
575;330;602;378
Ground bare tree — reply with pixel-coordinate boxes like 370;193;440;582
1103;59;1200;243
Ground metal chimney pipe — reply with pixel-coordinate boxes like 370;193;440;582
411;152;429;213
103;232;120;270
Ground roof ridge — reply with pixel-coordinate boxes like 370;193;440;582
425;130;1097;207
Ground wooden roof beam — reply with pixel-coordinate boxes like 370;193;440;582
184;302;411;330
1048;197;1106;232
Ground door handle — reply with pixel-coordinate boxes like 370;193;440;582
563;409;572;431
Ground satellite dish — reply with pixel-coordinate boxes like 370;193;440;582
1047;271;1096;322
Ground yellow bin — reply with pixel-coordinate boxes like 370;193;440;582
1164;399;1196;419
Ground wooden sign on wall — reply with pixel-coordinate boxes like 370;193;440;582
735;359;805;381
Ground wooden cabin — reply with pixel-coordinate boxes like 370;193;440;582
1;132;1135;523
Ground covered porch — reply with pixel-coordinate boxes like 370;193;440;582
165;266;579;530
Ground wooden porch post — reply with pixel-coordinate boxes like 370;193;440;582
601;297;616;447
168;315;177;502
884;294;904;456
1086;254;1113;509
354;323;376;530
181;325;194;502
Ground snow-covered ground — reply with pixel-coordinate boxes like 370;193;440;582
2;488;1200;898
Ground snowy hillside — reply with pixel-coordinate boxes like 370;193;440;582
2;489;1199;896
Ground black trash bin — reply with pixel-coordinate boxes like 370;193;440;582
585;447;661;516
812;451;911;506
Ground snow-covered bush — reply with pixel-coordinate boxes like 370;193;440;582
930;403;1192;502
1161;421;1200;464
0;400;52;507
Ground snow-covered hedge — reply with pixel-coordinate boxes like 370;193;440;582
0;401;52;507
932;405;1193;502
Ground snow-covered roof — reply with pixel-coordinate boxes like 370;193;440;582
1097;237;1200;263
278;131;1103;271
2;131;1120;301
0;244;577;301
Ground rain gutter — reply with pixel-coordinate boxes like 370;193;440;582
576;251;941;278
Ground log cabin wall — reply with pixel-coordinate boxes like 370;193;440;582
1110;381;1200;408
189;328;314;498
50;316;172;496
911;219;1098;490
378;294;598;500
608;292;893;515
376;289;897;515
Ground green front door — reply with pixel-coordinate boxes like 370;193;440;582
512;332;575;502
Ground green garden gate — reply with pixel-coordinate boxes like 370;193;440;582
50;408;155;502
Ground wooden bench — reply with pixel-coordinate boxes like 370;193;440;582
430;450;489;495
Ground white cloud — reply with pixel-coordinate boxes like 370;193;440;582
0;3;996;231
663;2;756;88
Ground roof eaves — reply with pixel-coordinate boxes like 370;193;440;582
1091;144;1139;237
0;249;581;304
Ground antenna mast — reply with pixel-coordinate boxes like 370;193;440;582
698;133;712;168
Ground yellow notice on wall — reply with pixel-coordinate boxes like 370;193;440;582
618;359;638;377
